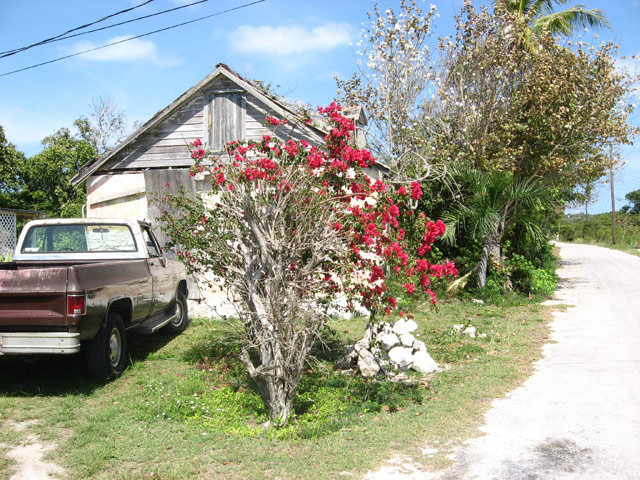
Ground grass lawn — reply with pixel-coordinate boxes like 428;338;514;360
0;295;552;479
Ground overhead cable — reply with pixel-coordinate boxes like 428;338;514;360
0;0;211;59
0;0;156;57
0;0;265;78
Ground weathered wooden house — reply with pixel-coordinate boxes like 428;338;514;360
72;63;371;244
71;64;375;309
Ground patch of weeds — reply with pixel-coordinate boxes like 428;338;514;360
136;370;267;436
152;328;429;441
429;336;487;364
0;445;16;480
268;369;426;440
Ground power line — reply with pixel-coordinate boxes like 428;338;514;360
0;0;156;58
0;0;266;78
0;0;210;60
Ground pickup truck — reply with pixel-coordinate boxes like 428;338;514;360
0;218;188;379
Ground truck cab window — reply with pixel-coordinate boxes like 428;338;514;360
142;227;160;258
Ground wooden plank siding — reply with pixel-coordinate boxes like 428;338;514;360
101;96;205;171
102;97;324;172
206;92;245;152
87;73;329;176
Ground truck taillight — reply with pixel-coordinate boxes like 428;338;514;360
67;295;86;316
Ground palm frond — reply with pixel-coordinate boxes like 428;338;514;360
533;6;610;35
530;0;559;18
515;217;548;246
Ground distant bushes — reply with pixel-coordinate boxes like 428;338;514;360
559;212;640;247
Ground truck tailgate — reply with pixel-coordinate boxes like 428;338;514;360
0;267;68;328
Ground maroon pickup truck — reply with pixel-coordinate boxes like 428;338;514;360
0;218;188;379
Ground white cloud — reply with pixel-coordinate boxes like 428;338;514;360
229;23;353;56
69;36;178;66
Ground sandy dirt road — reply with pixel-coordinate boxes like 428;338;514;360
368;242;640;479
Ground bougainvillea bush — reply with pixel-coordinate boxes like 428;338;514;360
159;103;456;424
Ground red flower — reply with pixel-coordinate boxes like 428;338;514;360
411;181;423;200
403;283;415;294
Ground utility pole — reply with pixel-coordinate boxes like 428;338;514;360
610;144;617;245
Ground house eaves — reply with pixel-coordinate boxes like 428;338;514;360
71;63;329;186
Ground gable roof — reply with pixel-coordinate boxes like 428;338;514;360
72;63;331;185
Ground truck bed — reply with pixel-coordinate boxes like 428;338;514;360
0;259;152;331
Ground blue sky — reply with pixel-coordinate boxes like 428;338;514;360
1;0;639;213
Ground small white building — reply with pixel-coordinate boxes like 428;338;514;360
0;208;45;259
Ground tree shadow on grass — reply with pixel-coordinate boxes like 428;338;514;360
0;330;182;397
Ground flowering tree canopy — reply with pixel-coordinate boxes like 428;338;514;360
159;104;456;424
336;0;439;182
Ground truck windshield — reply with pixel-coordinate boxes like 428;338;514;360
21;224;138;254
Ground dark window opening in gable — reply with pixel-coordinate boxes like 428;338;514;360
206;91;246;152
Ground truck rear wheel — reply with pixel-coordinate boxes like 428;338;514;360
163;290;188;334
85;312;127;379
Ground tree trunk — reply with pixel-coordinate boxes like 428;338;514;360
240;348;301;425
258;376;297;424
477;233;500;289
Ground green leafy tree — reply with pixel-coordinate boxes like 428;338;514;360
432;2;636;199
429;3;636;288
20;128;94;217
625;189;640;214
0;126;26;209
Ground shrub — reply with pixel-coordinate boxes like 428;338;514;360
509;254;556;296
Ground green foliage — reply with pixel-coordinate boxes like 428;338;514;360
0;126;26;210
442;167;550;247
21;128;93;217
509;254;557;296
625;189;640;214
432;3;636;201
560;212;640;247
437;166;553;289
495;0;610;39
0;124;93;217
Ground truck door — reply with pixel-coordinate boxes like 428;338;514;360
141;226;173;315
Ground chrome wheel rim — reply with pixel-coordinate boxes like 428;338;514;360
109;328;122;367
171;300;184;327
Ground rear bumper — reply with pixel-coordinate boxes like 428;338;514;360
0;332;81;355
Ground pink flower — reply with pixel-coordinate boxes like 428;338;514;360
411;181;423;200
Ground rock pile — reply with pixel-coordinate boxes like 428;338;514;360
344;319;439;378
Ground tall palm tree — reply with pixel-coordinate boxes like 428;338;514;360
442;167;551;289
496;0;610;37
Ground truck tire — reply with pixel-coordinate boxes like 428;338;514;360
85;312;127;379
163;290;189;334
